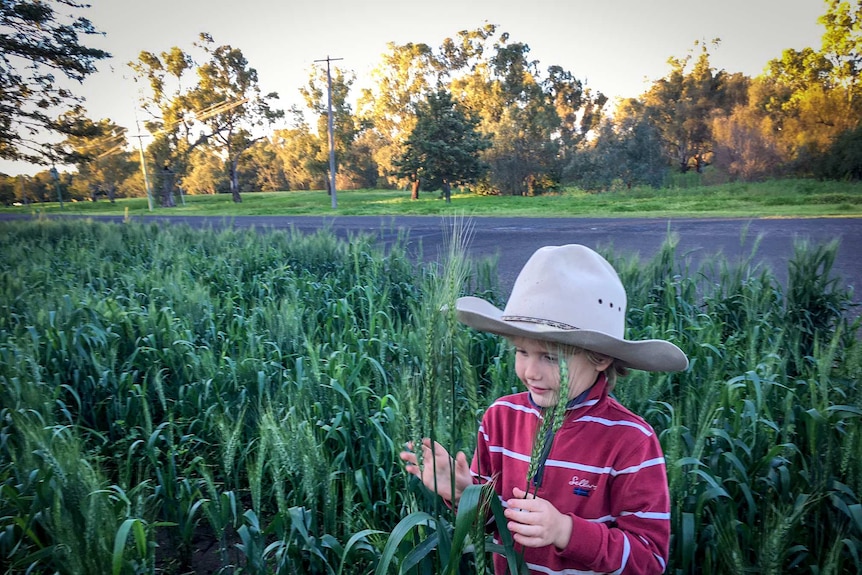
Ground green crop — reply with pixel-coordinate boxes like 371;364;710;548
0;218;859;574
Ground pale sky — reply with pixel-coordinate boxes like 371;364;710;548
2;0;826;176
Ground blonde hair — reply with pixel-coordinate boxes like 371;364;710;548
549;343;626;391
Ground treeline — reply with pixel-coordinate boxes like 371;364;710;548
2;1;861;207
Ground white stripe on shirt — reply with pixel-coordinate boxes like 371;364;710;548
574;415;653;436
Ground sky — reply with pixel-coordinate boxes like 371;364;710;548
2;0;827;176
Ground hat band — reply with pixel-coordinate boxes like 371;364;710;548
501;315;578;331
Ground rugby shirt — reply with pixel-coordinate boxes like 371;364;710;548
471;374;670;575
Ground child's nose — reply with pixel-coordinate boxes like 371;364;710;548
524;356;542;380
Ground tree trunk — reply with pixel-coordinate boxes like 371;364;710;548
230;160;242;203
160;167;176;207
411;179;420;200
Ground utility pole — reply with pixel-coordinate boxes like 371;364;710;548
314;55;343;209
133;111;154;212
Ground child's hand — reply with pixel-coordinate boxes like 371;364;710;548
399;439;471;504
504;487;573;549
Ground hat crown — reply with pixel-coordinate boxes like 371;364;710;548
502;245;627;339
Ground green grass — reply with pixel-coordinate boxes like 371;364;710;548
4;179;862;218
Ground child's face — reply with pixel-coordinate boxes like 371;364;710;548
512;337;608;408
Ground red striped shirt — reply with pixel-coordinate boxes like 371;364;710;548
472;374;670;574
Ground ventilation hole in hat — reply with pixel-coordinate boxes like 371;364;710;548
618;306;622;312
609;302;613;308
598;298;603;305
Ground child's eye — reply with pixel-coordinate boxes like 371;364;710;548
544;354;558;363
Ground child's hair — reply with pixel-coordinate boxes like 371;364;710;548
578;348;628;391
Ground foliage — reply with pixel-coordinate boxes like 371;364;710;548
0;0;110;164
813;123;862;180
393;90;490;201
625;40;749;174
190;33;283;202
61;115;138;200
129;33;282;206
567;115;668;190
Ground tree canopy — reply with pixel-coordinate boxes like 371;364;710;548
0;0;110;164
394;89;489;202
129;33;282;205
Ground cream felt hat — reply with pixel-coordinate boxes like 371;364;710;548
456;244;688;372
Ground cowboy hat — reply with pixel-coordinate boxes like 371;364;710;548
455;244;688;372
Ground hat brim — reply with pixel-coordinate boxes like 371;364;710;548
456;296;688;372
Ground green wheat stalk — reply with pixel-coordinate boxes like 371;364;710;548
525;349;569;495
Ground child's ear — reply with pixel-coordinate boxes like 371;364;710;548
592;353;613;372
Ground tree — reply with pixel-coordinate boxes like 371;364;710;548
0;0;110;164
358;42;442;186
756;47;859;173
239;139;287;192
181;147;227;194
481;40;562;195
130;34;282;205
567;115;667;190
393;90;489;202
187;34;283;202
130;45;202;207
273;106;327;190
711;104;784;181
819;0;862;102
636;41;747;173
300;64;373;190
813;122;862;179
61;114;136;201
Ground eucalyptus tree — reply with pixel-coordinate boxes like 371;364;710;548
393;89;489;202
130;34;282;205
568;113;667;190
0;175;15;205
0;0;110;165
820;0;862;103
481;41;563;195
60;114;136;201
633;41;747;173
446;28;601;195
187;34;283;202
273;107;326;190
300;65;373;190
544;65;607;160
748;43;858;175
358;42;443;186
710;102;784;181
182;147;227;194
239;138;287;192
130;46;203;206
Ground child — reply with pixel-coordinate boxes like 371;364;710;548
400;244;688;574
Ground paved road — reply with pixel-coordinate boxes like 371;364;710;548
3;214;861;309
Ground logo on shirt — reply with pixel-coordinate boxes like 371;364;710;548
569;475;598;497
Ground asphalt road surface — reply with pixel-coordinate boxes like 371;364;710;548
3;214;861;311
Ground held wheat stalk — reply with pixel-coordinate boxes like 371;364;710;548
525;348;569;495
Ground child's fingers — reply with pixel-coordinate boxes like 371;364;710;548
511;487;536;500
